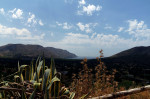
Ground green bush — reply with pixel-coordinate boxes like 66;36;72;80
0;57;75;99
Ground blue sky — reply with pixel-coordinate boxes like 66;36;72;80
0;0;150;57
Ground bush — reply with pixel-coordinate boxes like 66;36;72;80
70;50;121;98
0;57;75;99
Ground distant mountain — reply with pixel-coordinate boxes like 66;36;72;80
108;46;150;63
111;46;150;58
0;44;77;58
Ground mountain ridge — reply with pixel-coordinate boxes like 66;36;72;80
110;46;150;58
0;44;77;58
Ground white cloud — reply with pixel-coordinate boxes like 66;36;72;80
27;13;43;26
67;32;89;38
27;12;38;27
62;33;90;44
16;33;45;40
9;8;16;13
0;24;44;40
127;19;150;39
27;13;36;24
0;24;30;36
77;22;97;33
79;4;102;16
77;22;85;31
56;22;72;30
63;22;72;29
55;32;122;46
39;20;44;26
0;8;44;27
56;21;62;26
40;31;150;57
127;19;147;32
0;8;5;15
91;32;97;39
79;0;86;6
9;8;23;19
118;27;124;32
85;28;92;33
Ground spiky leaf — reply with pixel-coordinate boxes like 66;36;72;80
42;69;50;93
47;76;60;98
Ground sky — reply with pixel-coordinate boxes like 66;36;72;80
0;0;150;57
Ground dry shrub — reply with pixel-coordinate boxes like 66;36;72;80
70;58;93;98
70;50;123;98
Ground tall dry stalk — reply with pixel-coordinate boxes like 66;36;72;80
70;50;120;98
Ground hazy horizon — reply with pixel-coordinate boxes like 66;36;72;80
0;0;150;57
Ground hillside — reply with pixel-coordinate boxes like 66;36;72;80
111;46;150;58
108;46;150;64
0;44;77;58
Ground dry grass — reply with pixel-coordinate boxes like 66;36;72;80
70;50;125;98
69;50;150;99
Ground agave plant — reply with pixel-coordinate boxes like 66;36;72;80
0;57;75;99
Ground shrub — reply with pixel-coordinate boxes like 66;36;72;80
70;50;120;98
0;57;75;99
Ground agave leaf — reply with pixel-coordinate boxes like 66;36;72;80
47;76;60;98
79;93;89;99
20;65;28;70
37;61;43;74
33;83;41;90
69;92;75;99
20;73;24;83
35;56;40;71
0;93;2;99
30;80;36;84
50;58;57;81
37;60;43;81
54;80;61;97
30;60;34;80
45;66;48;69
42;69;50;93
33;60;43;82
54;72;61;80
42;53;45;76
33;73;36;81
39;78;43;83
17;65;28;83
18;61;20;72
20;65;29;81
29;88;37;99
25;66;30;81
14;75;20;83
42;59;45;79
63;89;70;95
0;91;5;99
14;75;20;78
33;56;40;81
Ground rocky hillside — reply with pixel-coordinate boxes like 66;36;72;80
111;46;150;58
109;46;150;64
0;44;77;58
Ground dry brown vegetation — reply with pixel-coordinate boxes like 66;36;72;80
69;50;125;98
69;50;150;99
1;49;150;99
